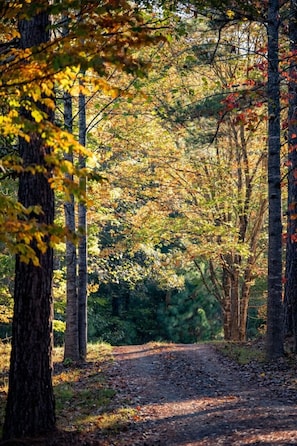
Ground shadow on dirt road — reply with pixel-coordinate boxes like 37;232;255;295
105;343;297;445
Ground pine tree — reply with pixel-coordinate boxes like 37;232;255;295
266;0;284;359
3;7;56;438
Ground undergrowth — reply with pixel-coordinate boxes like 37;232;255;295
214;339;266;364
0;341;135;438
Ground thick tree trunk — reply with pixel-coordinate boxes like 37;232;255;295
63;91;79;361
266;0;284;359
284;0;297;352
3;9;56;439
78;90;88;360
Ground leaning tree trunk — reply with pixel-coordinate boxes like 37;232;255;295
266;0;284;359
78;88;88;360
284;0;297;352
3;9;56;439
240;278;252;341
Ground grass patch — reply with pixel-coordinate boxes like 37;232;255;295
0;341;122;437
215;340;266;365
0;341;11;435
77;407;137;434
53;342;115;431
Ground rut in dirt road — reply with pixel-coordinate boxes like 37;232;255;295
108;343;297;445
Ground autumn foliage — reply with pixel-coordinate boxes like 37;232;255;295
0;0;164;264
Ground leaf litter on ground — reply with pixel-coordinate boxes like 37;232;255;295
1;339;297;445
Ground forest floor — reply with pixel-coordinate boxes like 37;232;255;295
2;341;297;445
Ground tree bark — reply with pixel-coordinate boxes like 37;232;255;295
3;9;56;439
266;0;284;359
63;91;80;361
78;89;88;360
222;267;232;340
230;264;240;341
284;0;297;352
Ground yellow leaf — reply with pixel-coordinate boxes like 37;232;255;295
226;9;235;19
41;98;55;109
32;256;40;267
31;109;43;123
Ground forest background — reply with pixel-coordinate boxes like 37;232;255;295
0;1;292;364
2;0;296;440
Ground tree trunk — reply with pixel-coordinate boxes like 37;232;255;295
230;266;240;341
266;0;284;359
239;269;252;341
63;91;79;361
112;293;120;317
222;267;232;340
3;9;56;439
78;89;88;360
284;0;297;352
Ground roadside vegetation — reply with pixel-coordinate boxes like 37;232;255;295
0;341;136;441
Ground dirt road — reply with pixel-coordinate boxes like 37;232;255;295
106;343;297;445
